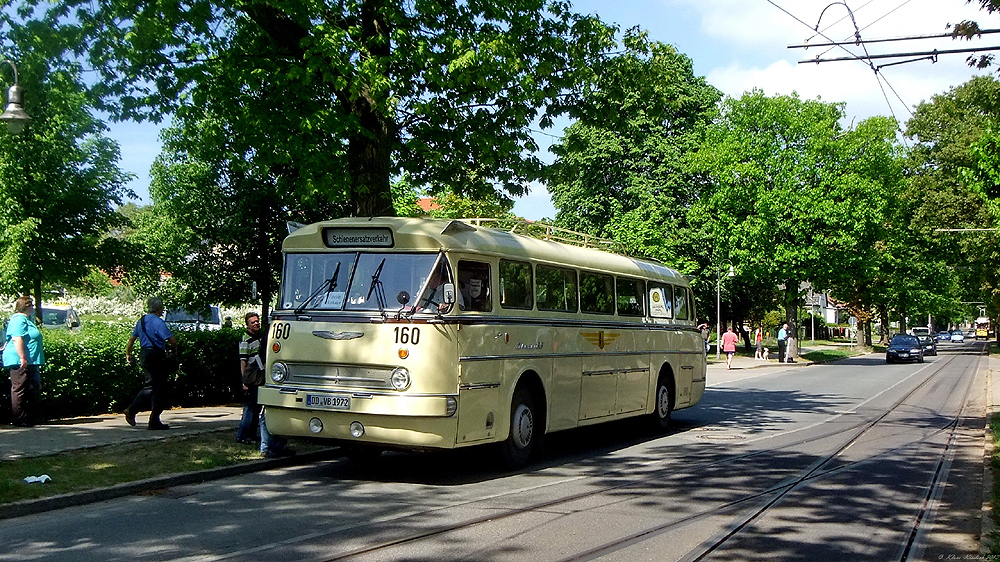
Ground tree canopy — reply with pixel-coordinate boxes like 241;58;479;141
26;0;618;216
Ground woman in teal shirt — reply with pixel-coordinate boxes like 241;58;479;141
4;296;45;426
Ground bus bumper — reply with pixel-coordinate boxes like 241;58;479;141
258;386;460;449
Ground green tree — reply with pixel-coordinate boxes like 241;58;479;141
689;91;864;326
544;31;721;273
0;45;132;313
905;75;1000;336
29;0;617;215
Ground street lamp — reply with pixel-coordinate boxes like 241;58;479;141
0;59;30;134
716;264;736;360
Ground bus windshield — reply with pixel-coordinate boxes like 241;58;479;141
282;252;445;312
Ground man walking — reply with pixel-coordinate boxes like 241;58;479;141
124;297;178;430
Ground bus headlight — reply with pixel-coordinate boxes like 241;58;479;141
309;417;324;434
446;396;458;417
271;362;288;383
390;367;411;391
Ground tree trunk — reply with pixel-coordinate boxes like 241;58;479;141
878;305;890;345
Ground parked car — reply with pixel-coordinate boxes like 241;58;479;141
165;306;222;331
937;331;951;341
39;302;80;330
951;330;966;343
918;335;937;356
886;334;924;364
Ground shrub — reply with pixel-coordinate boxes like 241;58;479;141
1;322;245;422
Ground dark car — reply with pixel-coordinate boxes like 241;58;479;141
886;334;924;364
918;335;937;356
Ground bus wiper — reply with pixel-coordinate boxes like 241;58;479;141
294;263;341;315
366;258;388;319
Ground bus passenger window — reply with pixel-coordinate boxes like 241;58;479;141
649;283;673;318
580;271;614;314
617;278;645;316
537;265;578;312
674;286;689;320
458;260;492;312
499;259;533;309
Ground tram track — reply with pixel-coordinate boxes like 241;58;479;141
185;347;986;562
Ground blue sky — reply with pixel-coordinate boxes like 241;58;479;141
106;0;993;219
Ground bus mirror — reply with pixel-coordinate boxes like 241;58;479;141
397;291;410;305
443;283;456;305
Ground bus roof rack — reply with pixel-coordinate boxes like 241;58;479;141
459;218;624;254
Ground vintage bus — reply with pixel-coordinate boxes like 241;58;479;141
976;317;990;340
258;217;706;467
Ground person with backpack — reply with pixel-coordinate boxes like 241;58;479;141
237;312;293;458
123;297;178;430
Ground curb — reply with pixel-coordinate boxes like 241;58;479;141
982;360;996;554
1;447;342;521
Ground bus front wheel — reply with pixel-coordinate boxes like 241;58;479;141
651;376;673;432
500;387;537;469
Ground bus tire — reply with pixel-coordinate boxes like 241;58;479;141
651;375;673;432
500;386;537;469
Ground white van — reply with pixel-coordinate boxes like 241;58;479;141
165;306;222;331
910;326;931;338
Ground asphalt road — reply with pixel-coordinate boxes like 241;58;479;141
0;342;988;562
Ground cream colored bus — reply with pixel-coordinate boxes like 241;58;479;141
258;217;706;467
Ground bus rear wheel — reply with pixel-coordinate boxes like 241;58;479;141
651;375;673;432
500;387;537;469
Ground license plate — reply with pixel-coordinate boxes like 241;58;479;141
306;394;350;410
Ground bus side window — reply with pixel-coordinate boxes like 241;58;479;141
580;271;614;315
674;286;689;320
649;283;673;318
537;265;578;312
616;277;645;317
499;259;533;309
458;260;492;312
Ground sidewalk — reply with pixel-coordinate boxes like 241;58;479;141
705;341;857;372
0;405;245;461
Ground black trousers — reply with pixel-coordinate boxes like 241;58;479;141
777;339;787;362
10;364;40;426
128;348;170;423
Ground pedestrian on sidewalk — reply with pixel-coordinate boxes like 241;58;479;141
777;323;789;363
753;326;764;360
786;324;797;363
237;312;264;444
4;296;44;427
698;321;711;353
123;297;178;430
721;326;739;370
237;312;294;458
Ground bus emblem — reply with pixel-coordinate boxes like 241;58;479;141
582;331;620;350
312;330;364;340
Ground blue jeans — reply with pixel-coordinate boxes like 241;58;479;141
260;408;287;454
236;388;260;442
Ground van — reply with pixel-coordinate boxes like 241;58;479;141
910;326;931;338
164;306;222;331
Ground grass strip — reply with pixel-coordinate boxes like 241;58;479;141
800;349;857;363
0;430;321;505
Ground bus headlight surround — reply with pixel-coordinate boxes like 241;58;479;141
390;367;411;391
350;421;365;438
309;417;324;434
271;362;288;383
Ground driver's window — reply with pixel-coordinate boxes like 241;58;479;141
415;258;456;313
458;260;492;312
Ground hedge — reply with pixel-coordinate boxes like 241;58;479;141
0;322;245;422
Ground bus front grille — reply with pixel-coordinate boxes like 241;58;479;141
284;363;393;390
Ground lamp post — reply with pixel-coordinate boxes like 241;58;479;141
716;264;736;360
0;59;30;134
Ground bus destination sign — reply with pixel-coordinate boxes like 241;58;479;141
323;227;394;248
